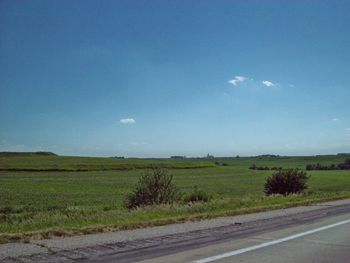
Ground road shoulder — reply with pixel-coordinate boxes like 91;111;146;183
1;198;350;262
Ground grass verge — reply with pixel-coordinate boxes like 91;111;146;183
1;193;349;244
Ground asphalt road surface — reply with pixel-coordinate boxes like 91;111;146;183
81;203;350;263
2;200;350;263
139;213;350;263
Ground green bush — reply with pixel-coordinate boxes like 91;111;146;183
264;169;310;196
183;186;211;203
124;167;179;209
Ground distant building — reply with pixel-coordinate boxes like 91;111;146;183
206;153;214;159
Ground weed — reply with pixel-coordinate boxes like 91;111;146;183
183;186;211;203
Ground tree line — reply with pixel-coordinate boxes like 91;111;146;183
249;164;283;171
305;159;350;170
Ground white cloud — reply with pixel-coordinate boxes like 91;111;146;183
235;76;246;81
332;118;339;121
120;118;135;124
346;128;350;131
262;80;276;87
289;84;295;88
228;75;246;86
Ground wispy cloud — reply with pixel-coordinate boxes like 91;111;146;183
120;118;135;124
228;75;279;89
346;128;350;131
262;80;276;87
332;118;339;121
228;76;246;86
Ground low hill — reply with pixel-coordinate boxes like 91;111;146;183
0;151;57;157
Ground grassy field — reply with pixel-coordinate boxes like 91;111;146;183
1;153;350;243
0;153;215;171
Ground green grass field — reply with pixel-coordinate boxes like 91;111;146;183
1;153;350;243
0;153;215;171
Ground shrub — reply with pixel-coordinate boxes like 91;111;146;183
183;186;211;203
249;164;280;170
124;167;178;209
215;162;228;166
0;206;13;214
249;164;257;170
305;159;350;170
264;169;310;196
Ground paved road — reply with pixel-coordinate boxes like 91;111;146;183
2;200;350;262
139;213;350;263
81;203;350;263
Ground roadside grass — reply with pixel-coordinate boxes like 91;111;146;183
1;155;350;243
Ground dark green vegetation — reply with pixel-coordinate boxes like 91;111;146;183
249;164;283;170
124;167;178;209
1;154;350;243
125;167;211;208
305;159;350;170
264;169;310;195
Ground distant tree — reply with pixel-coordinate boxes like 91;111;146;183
170;156;186;159
305;159;350;170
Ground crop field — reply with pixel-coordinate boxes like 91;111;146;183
0;153;215;171
1;153;350;243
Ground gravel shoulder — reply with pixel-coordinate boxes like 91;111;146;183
1;198;350;262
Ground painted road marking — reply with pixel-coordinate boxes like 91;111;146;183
192;218;350;263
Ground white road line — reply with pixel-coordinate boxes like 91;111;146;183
192;218;350;263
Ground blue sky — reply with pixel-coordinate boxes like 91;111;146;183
1;0;349;157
